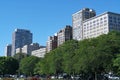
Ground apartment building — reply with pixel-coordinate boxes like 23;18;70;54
72;8;96;40
57;25;72;46
31;47;46;58
22;43;40;55
46;36;57;53
73;8;120;40
16;48;22;54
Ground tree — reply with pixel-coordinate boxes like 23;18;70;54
35;31;120;79
0;57;19;75
19;56;40;75
62;40;78;74
113;54;120;75
14;53;29;62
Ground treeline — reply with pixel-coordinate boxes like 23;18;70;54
38;31;120;75
1;31;120;77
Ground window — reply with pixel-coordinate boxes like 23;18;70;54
97;19;99;22
118;22;120;24
114;20;117;23
100;18;103;20
109;16;112;19
118;18;120;21
85;12;89;15
104;17;107;19
93;20;96;23
97;23;99;25
114;17;116;20
100;21;103;24
110;20;112;23
93;24;96;26
90;22;92;24
114;17;117;23
104;23;107;26
104;20;107;23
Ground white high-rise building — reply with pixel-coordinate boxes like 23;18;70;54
72;8;120;40
31;47;46;58
72;8;96;40
83;12;120;39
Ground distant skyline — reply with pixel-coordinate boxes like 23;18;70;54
1;0;120;56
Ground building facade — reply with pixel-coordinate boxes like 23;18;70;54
31;47;46;58
22;43;40;55
72;8;96;40
57;25;72;46
82;12;108;39
12;29;32;56
16;48;22;53
5;44;12;57
72;8;120;40
46;36;57;53
83;12;120;39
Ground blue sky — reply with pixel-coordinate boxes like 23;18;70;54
0;0;120;56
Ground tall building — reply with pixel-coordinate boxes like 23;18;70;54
72;8;96;40
22;43;40;55
73;8;120;40
46;35;57;53
16;48;22;53
82;12;120;39
31;47;46;58
5;44;12;57
57;25;72;46
12;29;32;56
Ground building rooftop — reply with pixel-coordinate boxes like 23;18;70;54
15;28;31;33
72;8;95;16
83;11;120;23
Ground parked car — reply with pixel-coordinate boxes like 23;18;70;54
19;74;26;78
51;75;56;79
58;75;63;79
71;75;81;80
108;74;120;80
104;74;120;80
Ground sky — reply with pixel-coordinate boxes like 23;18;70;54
0;0;120;56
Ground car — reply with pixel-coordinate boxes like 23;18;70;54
104;74;120;80
58;75;63;79
19;74;26;78
71;75;81;80
51;75;56;79
108;74;120;80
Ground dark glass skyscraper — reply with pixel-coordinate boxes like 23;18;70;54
12;29;32;56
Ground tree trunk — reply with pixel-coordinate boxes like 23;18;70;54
95;72;97;80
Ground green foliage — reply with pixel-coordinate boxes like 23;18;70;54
19;56;40;75
1;31;120;76
13;53;29;62
61;40;78;74
0;57;19;75
35;31;120;75
113;54;120;75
